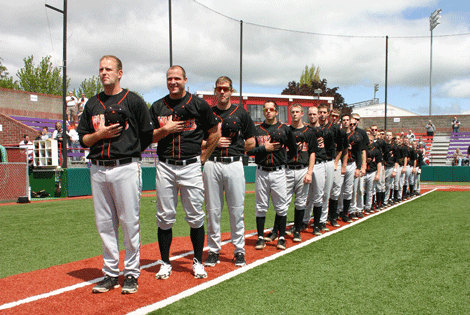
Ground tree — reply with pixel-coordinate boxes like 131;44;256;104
77;75;103;98
0;57;19;89
300;64;321;86
16;55;69;95
281;78;352;114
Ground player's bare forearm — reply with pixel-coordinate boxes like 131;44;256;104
341;149;348;174
200;125;221;163
244;137;256;153
377;163;382;179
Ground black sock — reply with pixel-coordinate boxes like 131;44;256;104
272;214;281;234
256;216;266;238
313;206;322;227
278;215;287;238
343;199;351;215
190;226;205;263
329;199;338;220
158;227;172;264
294;209;304;232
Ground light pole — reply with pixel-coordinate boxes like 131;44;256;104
429;9;441;116
45;0;67;168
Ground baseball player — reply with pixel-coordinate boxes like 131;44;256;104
413;140;424;195
339;114;364;223
268;103;317;243
203;76;256;268
77;55;154;294
150;65;220;279
382;131;398;208
318;104;348;230
394;136;408;202
370;125;386;210
303;106;328;236
350;113;368;219
403;137;417;199
363;133;383;213
247;100;297;250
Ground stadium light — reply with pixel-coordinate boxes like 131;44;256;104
429;9;441;116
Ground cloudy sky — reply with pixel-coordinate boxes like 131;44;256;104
2;0;469;115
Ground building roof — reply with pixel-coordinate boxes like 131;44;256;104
353;103;419;117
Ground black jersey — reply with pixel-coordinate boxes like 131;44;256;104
407;146;417;166
416;147;425;167
287;125;319;166
149;93;218;160
248;121;297;167
383;142;396;167
346;129;363;167
77;89;154;160
398;144;409;166
309;125;328;162
366;144;383;173
321;121;346;160
210;104;256;158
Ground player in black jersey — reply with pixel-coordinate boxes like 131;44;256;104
248;100;297;250
150;65;220;280
364;133;383;214
383;131;399;207
278;103;318;242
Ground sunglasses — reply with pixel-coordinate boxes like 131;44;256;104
351;122;357;126
264;108;277;113
371;128;378;131
216;86;231;93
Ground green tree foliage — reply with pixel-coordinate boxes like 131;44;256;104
0;57;19;89
77;75;103;98
300;64;321;86
281;79;352;115
16;55;69;95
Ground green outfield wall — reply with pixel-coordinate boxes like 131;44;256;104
28;165;468;198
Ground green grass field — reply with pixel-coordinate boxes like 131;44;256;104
1;188;469;314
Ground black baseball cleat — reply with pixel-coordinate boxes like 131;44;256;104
234;252;246;267
330;219;340;227
92;275;119;293
320;223;330;232
264;231;278;242
293;231;302;242
313;226;321;236
276;238;286;250
121;275;138;294
204;252;220;267
255;238;266;250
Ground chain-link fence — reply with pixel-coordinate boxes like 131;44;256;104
0;147;29;203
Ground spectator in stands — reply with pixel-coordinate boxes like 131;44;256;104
451;117;461;133
417;136;426;150
19;134;34;163
52;121;64;142
36;127;49;140
426;120;436;137
453;148;463;166
67;122;80;161
406;129;415;141
77;93;88;120
66;91;78;122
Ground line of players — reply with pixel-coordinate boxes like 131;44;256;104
83;57;425;294
251;102;426;251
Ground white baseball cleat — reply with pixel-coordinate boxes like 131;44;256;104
192;258;208;279
155;261;172;280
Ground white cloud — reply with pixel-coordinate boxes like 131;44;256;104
441;78;470;98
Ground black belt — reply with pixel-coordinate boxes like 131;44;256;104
326;157;334;161
257;165;284;172
287;165;307;170
209;156;241;163
315;160;325;164
91;157;138;167
160;157;198;166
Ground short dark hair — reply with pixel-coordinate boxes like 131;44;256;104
264;100;278;111
318;103;329;112
215;76;233;90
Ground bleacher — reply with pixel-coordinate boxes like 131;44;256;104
9;116;58;132
446;132;470;165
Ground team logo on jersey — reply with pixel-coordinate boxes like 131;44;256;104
158;115;197;132
92;114;106;131
257;135;270;146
